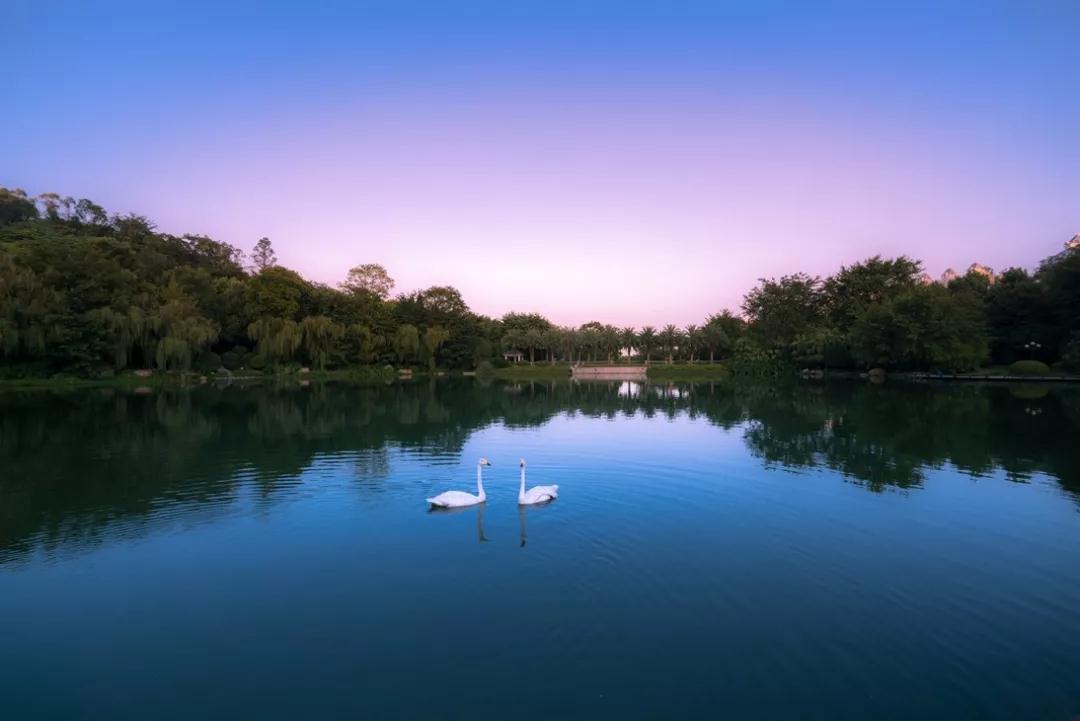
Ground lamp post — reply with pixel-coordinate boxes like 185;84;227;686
1024;341;1042;360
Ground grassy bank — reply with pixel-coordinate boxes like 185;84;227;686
646;363;731;380
492;364;572;380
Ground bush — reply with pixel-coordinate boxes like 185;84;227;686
221;351;241;371
195;351;222;373
475;360;495;378
1008;360;1051;376
247;354;267;371
1061;333;1080;372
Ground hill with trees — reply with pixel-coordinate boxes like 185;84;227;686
1;186;1078;378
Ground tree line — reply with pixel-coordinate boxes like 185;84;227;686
1;186;1078;377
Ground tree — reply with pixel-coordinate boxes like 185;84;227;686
620;327;636;362
684;324;700;363
743;274;823;350
985;268;1052;363
559;326;578;364
393;324;421;364
848;284;988;371
344;323;384;364
502;328;526;361
638;326;658;364
248;317;302;364
542;328;561;364
341;263;394;299
155;283;218;370
0;187;39;226
524;328;543;365
1037;244;1080;355
598;325;618;363
247;266;309;320
701;316;732;363
822;256;922;328
660;324;680;364
422;325;450;370
300;315;345;369
251;237;276;272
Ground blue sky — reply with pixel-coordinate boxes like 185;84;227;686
5;0;1079;323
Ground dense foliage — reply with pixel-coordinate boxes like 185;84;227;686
1;186;1077;376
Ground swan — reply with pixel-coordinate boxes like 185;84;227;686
427;458;490;508
518;458;558;505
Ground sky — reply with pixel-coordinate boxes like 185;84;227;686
5;0;1079;326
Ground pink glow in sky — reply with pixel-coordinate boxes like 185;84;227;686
6;2;1078;326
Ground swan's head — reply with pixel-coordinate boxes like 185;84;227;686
479;457;491;467
519;458;526;468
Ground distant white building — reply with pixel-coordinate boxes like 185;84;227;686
503;350;525;363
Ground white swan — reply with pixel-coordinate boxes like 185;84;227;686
427;458;490;508
518;458;558;505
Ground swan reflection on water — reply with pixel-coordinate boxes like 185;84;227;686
428;502;487;543
518;502;556;548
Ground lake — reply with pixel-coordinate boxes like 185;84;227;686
2;378;1079;720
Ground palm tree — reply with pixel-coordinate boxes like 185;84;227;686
560;326;577;364
683;324;700;364
601;325;620;363
524;328;543;365
619;326;636;363
660;324;680;364
541;328;561;364
701;320;730;364
638;326;657;364
578;324;601;363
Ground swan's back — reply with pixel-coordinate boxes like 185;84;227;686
427;490;482;508
522;484;559;504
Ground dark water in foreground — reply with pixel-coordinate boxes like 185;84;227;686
2;379;1079;720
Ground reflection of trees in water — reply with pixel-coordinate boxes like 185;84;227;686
1;379;1078;562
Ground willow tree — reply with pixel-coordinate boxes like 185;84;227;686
248;317;303;365
0;256;63;358
422;325;450;371
87;306;142;369
155;288;218;371
347;324;384;364
394;324;420;364
300;315;345;369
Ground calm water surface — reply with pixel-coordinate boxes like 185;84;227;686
2;379;1079;720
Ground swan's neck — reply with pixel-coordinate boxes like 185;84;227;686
519;466;526;501
476;464;486;501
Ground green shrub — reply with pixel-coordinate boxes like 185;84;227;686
1061;333;1080;372
476;360;495;377
1008;360;1051;376
220;351;241;371
247;354;267;371
195;351;222;373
